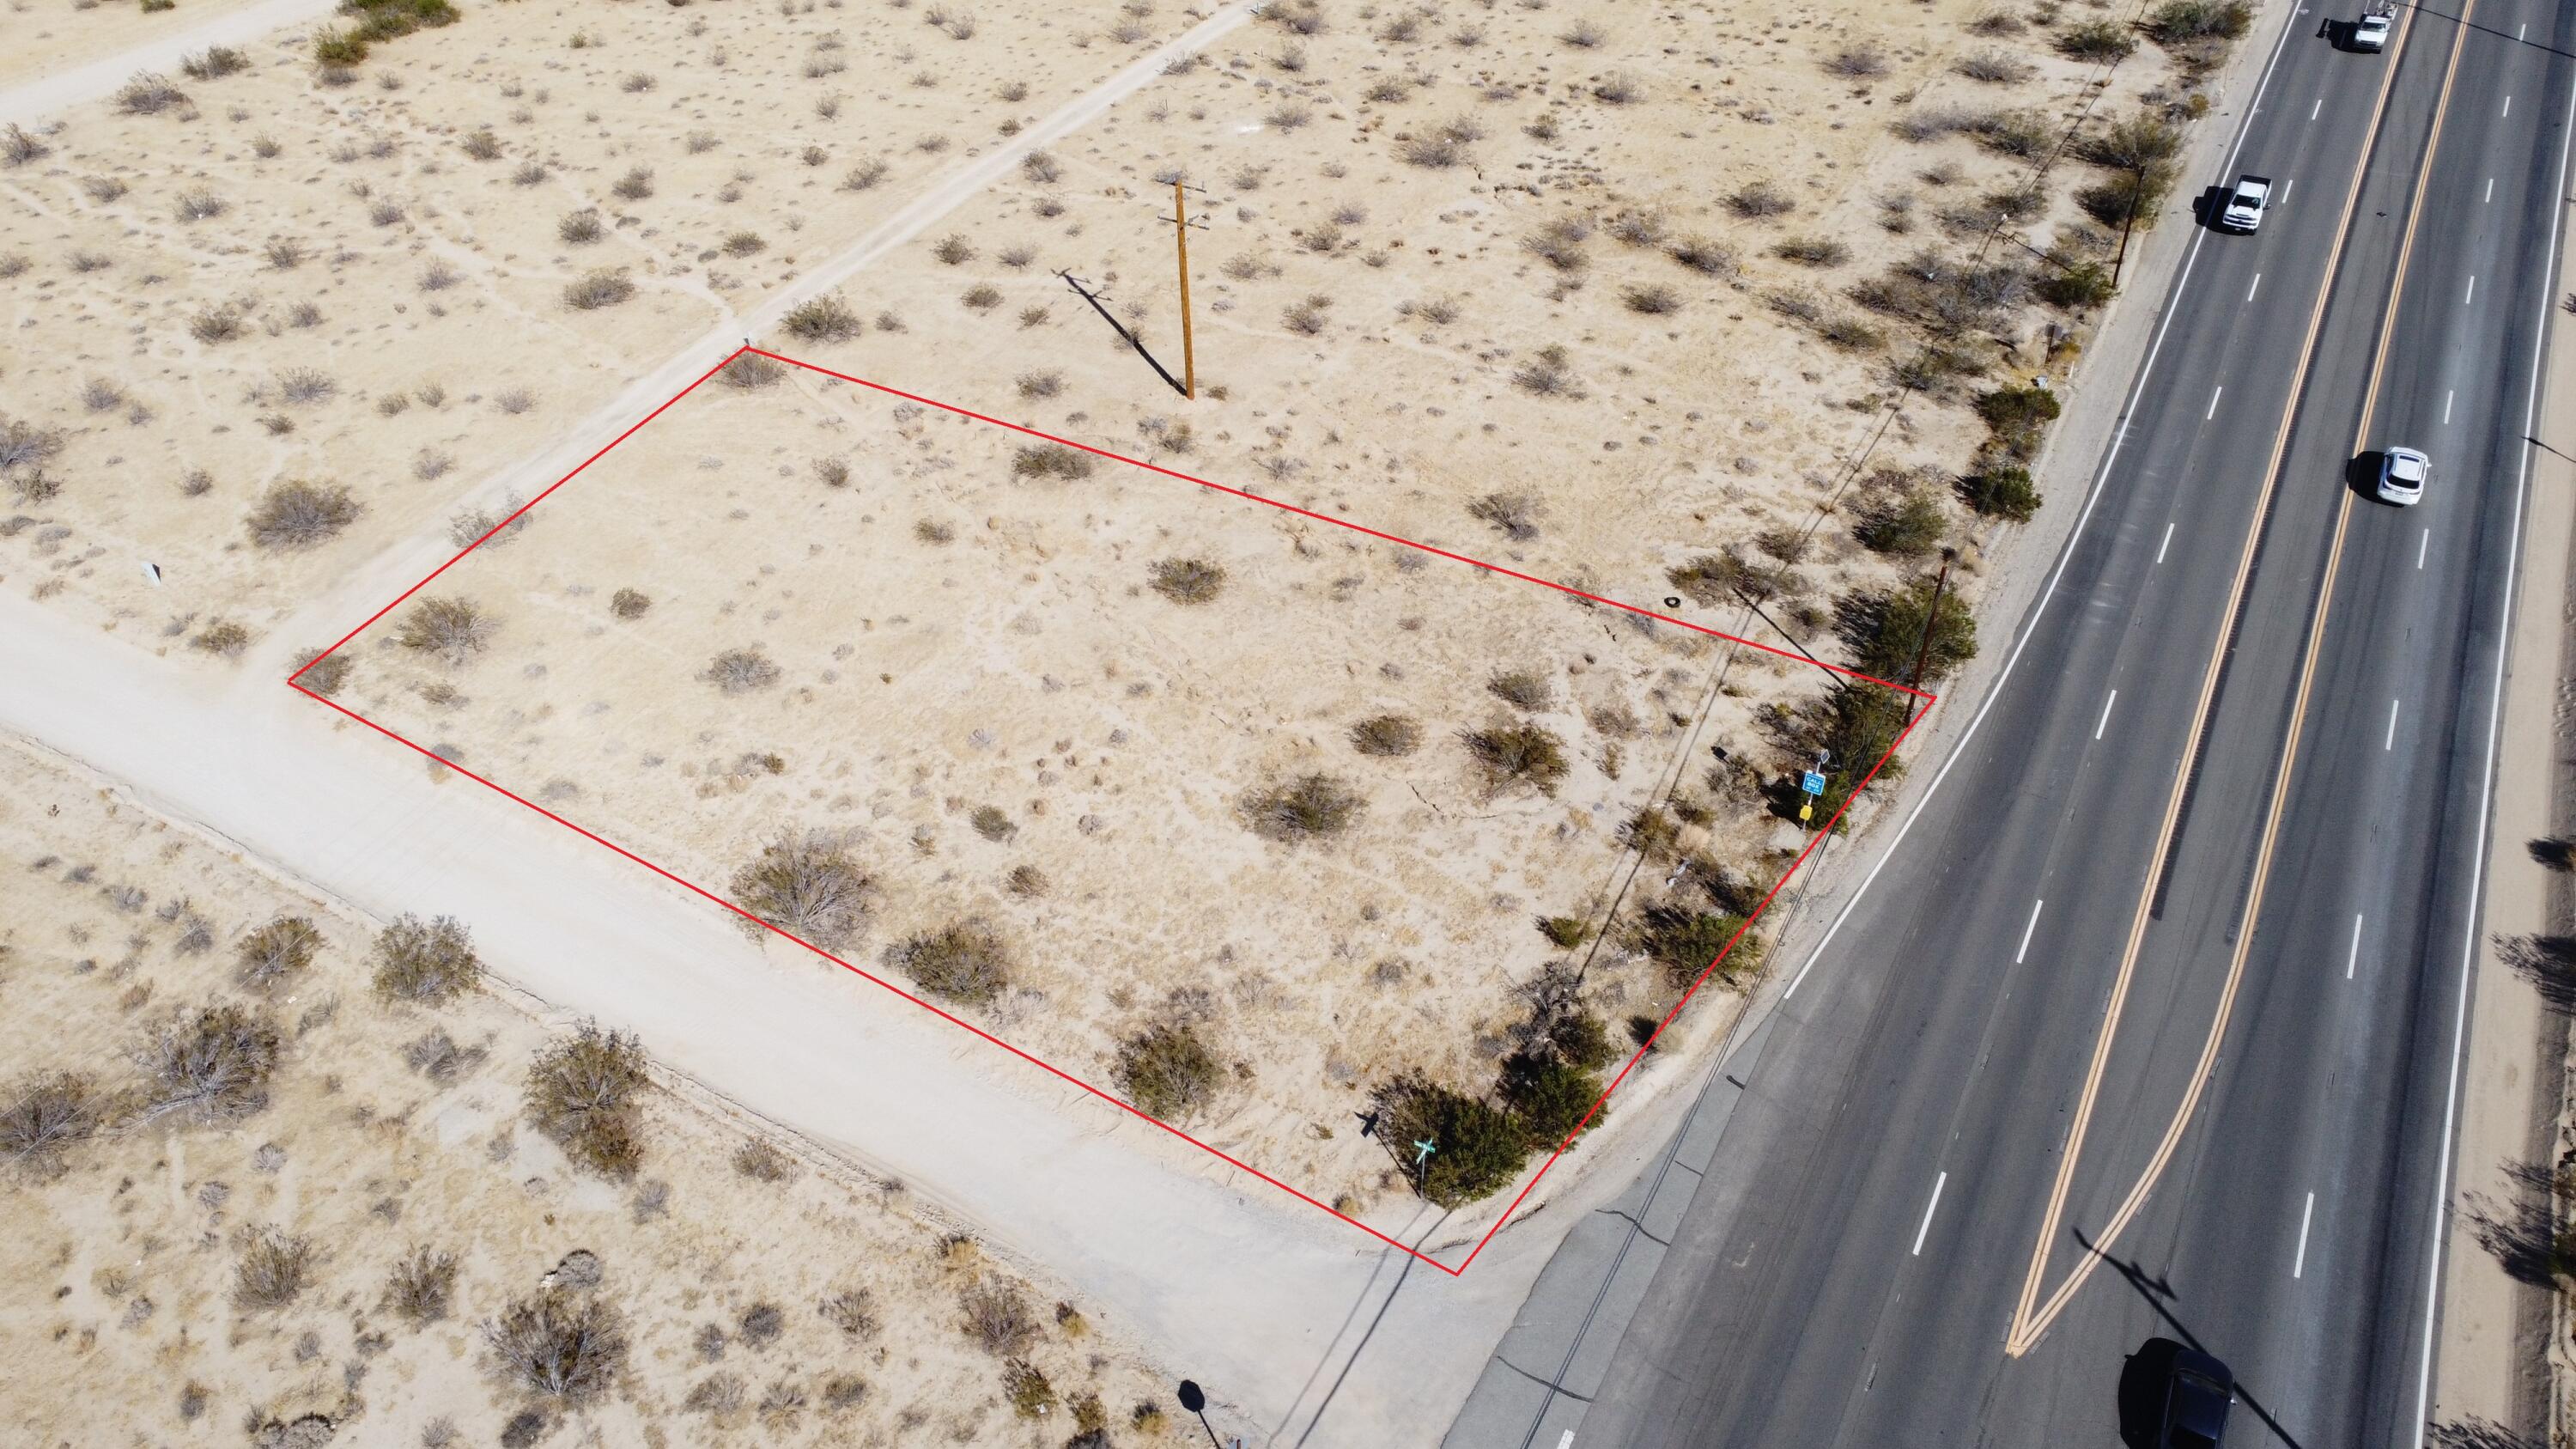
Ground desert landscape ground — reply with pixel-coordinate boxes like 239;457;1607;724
0;0;2245;1439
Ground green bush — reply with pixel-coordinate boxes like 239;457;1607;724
1839;577;1980;685
1376;1072;1529;1208
1855;489;1949;557
1498;1051;1608;1149
2075;162;2178;227
1631;904;1763;990
1548;1011;1619;1072
2081;111;2186;171
2146;0;2251;44
1974;383;2063;458
2038;260;2117;310
1958;466;2042;522
2058;19;2138;61
1244;773;1365;842
1464;723;1571;796
1535;915;1592;949
1115;1024;1221;1122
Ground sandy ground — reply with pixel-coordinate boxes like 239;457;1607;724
0;0;277;92
2429;145;2576;1443
0;740;1181;1446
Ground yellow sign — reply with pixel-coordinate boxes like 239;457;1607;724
1798;801;1814;824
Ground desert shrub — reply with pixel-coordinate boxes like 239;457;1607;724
562;269;634;310
245;479;361;549
1148;557;1225;604
395;596;496;665
1498;1051;1607;1148
969;806;1016;842
1012;443;1095;480
1773;235;1850;267
1820;314;1889;351
1376;1071;1528;1207
486;1290;628;1404
1115;1024;1220;1122
526;1022;650;1179
1955;48;2033;82
386;1245;459;1324
2082;111;2186;172
731;833;874;947
191;619;252;658
459;128;502;161
404;1029;485;1083
0;416;64;474
1765;685;1914;821
960;1281;1038;1355
1397;116;1483;167
1005;1361;1057;1419
234;915;323;992
1349;714;1423;757
611;166;654;201
0;1071;100;1172
1468;490;1540;540
1856;489;1948;557
719;353;787;390
1623;283;1682;315
2059;19;2138;61
2146;0;2251;44
610;588;652;620
1520;219;1590;281
1838;575;1980;684
819;1286;878;1339
931;233;975;265
1513;344;1581;397
2077;164;2177;227
1244;774;1364;842
1958;465;2042;521
702;646;781;694
733;1139;795;1182
1016;370;1063;399
373;913;480;1004
1549;1010;1619;1071
558;209;604;245
1975;383;2063;457
1;125;46;167
294;648;353;697
232;1226;313;1311
116;72;189;115
190;307;243;343
1487;669;1554;712
1824;44;1887;77
2039;259;2117;310
1464;724;1571;796
783;294;862;342
1631;904;1763;989
1725;180;1795;219
1969;107;2057;159
137;1003;279;1123
1593;70;1641;104
888;922;1013;1004
1537;915;1593;949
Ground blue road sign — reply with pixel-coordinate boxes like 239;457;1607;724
1801;770;1826;796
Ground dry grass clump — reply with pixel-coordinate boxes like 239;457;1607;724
1148;557;1226;604
115;72;190;115
180;46;252;80
396;596;496;665
0;415;64;474
730;832;875;948
1955;48;2035;83
783;294;863;343
2;125;47;167
0;1070;100;1173
244;479;361;549
969;806;1017;842
887;922;1013;1005
959;1281;1039;1355
1725;180;1795;219
1512;344;1582;398
819;1286;880;1340
136;1002;280;1123
1244;774;1364;843
234;915;324;991
1773;235;1851;267
1115;1023;1221;1122
1823;44;1888;78
1467;489;1540;540
702;646;781;694
1622;283;1681;314
2058;18;2138;61
1349;714;1423;757
232;1226;314;1311
526;1022;652;1179
385;1245;460;1324
610;588;652;620
1398;116;1484;168
191;619;253;658
1012;443;1096;480
719;353;788;389
1486;669;1554;712
1005;1361;1058;1419
932;233;975;265
559;208;605;245
562;270;635;310
373;913;480;1004
294;648;354;697
611;165;654;200
486;1290;629;1404
1522;216;1592;271
732;1138;796;1183
1465;724;1571;796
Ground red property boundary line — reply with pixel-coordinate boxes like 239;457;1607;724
289;344;1933;1276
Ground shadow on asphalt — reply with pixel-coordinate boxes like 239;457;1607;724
2076;1228;2309;1447
2345;449;2389;502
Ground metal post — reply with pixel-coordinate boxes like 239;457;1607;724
1174;178;1196;400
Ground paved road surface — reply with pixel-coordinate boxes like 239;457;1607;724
1546;3;2576;1445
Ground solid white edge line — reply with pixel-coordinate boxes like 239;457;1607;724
1783;3;2306;1003
2348;911;2365;981
2410;56;2576;1449
2094;690;2118;740
1911;1172;1949;1257
2294;1190;2317;1279
2016;899;2045;964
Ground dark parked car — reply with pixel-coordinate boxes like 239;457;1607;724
2158;1349;2234;1448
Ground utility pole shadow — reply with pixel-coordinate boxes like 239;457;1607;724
1058;270;1189;399
2077;1229;2308;1449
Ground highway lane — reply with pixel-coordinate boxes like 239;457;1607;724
1557;1;2576;1444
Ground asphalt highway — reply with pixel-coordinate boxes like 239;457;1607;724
1562;3;2576;1445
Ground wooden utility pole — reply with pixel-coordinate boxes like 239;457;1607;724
2110;160;2143;289
1172;178;1196;400
1903;549;1955;728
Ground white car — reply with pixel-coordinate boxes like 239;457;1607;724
2353;8;2393;51
2376;446;2428;506
2221;174;2272;233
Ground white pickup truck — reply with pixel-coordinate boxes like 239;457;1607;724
2221;174;2272;233
2353;1;2393;52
